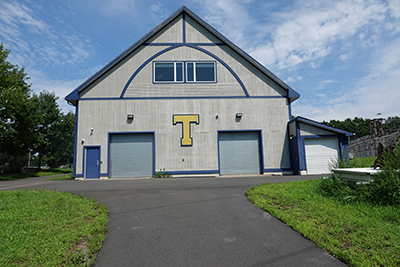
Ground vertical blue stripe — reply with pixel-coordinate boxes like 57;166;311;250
182;13;186;43
73;102;79;177
287;98;292;120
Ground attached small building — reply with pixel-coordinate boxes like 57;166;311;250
65;6;352;179
288;117;353;175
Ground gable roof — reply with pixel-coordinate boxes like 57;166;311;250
290;116;354;137
65;6;300;105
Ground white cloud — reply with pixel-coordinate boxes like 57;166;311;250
250;0;388;70
0;1;93;69
193;0;255;47
388;0;400;18
150;1;169;21
293;37;400;121
339;54;348;61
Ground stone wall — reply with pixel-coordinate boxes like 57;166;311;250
349;131;400;157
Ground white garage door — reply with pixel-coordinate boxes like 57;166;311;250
305;137;339;174
219;131;262;175
110;133;154;178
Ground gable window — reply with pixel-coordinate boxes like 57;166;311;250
186;62;215;82
154;62;183;83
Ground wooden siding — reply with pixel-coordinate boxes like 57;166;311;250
185;15;222;43
300;123;336;136
205;45;288;97
75;98;290;175
146;15;183;43
79;46;168;98
124;46;245;97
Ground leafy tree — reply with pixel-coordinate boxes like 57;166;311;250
0;43;37;171
322;117;371;139
0;43;75;172
31;91;61;168
383;116;400;133
44;111;75;168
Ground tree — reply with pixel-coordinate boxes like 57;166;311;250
0;43;37;171
31;91;62;168
383;116;400;134
44;111;75;168
0;43;75;172
322;117;371;139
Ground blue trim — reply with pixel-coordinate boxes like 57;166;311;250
108;131;156;178
144;43;227;46
301;134;341;139
65;89;79;102
152;61;185;84
73;102;78;177
287;98;292;120
217;130;264;175
263;168;292;172
120;44;249;98
152;60;217;84
75;173;84;177
288;87;300;102
296;121;307;171
182;13;186;43
165;170;218;175
79;96;285;101
290;116;354;137
83;146;101;179
65;8;187;102
120;45;178;97
66;6;299;104
172;114;200;147
185;61;217;83
190;44;248;96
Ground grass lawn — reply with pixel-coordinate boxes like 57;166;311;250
0;189;108;266
0;168;73;181
246;179;400;267
349;156;377;168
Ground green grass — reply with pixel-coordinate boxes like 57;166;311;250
246;179;400;267
0;168;73;181
0;189;108;266
349;156;377;168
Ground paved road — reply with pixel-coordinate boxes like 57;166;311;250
0;175;347;267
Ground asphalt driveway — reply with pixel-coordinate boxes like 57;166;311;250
0;175;347;267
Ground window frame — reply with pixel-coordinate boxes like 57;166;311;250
153;61;184;83
153;61;217;84
186;61;216;83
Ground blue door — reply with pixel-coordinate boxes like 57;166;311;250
85;147;100;179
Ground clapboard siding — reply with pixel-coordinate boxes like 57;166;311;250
124;83;245;97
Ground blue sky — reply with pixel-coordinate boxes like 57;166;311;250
1;0;399;121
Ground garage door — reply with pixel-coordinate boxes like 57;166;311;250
110;133;154;178
219;131;262;175
305;137;339;174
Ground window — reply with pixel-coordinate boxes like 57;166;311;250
186;62;215;82
153;61;216;83
154;62;183;83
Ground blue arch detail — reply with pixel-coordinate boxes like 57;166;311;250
120;44;249;98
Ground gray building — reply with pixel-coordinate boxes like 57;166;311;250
66;6;351;179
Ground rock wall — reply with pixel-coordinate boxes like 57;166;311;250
349;131;400;158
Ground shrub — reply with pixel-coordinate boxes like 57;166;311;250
367;140;400;205
320;139;400;206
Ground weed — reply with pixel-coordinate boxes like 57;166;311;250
152;170;171;178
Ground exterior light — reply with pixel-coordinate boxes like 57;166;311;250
236;113;242;118
127;114;134;120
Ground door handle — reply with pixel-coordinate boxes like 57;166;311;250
96;160;99;167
